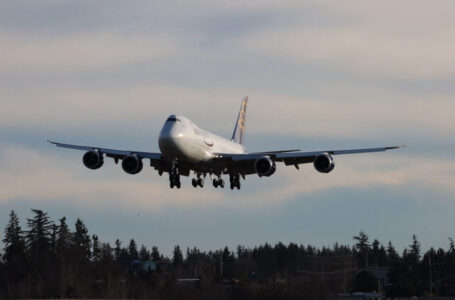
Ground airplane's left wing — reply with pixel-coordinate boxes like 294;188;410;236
213;145;405;176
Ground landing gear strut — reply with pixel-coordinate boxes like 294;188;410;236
230;174;241;190
213;176;225;188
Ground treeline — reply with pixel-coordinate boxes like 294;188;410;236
0;210;455;299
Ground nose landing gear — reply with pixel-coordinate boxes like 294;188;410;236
169;159;181;189
170;173;181;189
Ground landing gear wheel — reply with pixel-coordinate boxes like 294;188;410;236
213;179;218;188
197;178;204;188
192;178;198;188
219;179;225;188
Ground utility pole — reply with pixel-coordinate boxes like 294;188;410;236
429;255;433;295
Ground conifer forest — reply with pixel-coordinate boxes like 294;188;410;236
1;209;455;299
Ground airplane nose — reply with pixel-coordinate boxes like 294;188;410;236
164;123;182;139
159;123;184;154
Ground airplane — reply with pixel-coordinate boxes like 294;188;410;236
48;97;405;190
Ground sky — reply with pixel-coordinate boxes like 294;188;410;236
1;0;454;256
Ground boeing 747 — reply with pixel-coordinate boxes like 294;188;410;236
49;97;404;190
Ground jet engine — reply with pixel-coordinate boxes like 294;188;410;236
122;154;143;175
313;153;335;173
255;156;276;177
83;150;104;170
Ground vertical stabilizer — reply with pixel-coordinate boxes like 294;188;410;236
231;96;248;148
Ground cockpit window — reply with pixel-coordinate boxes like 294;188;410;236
167;117;180;122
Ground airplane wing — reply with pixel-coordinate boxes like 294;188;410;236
213;145;406;175
47;140;186;175
48;140;162;160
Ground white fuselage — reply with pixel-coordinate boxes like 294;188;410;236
158;115;245;163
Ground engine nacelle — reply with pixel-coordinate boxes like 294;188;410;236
83;150;104;170
122;154;143;175
314;153;335;173
255;156;276;177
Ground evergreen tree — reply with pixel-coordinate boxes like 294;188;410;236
26;209;53;257
405;235;422;293
101;243;114;263
26;209;54;297
113;239;129;266
2;211;26;262
56;217;71;255
128;239;139;260
370;239;387;266
371;239;380;267
139;245;150;261
387;241;399;264
114;239;122;261
353;231;370;252
449;237;455;253
151;246;160;261
2;211;27;298
353;231;370;268
56;217;71;299
92;234;101;262
408;234;421;264
50;223;57;255
73;218;91;263
172;245;184;266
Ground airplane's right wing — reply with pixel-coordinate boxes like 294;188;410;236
48;140;191;176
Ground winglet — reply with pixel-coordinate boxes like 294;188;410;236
386;145;408;150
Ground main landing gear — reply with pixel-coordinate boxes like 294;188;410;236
192;174;204;188
213;177;225;188
230;174;241;190
178;171;241;190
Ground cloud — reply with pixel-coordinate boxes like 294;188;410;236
1;83;453;143
1;1;454;143
0;0;455;254
244;154;455;208
3;1;455;81
233;1;455;80
1;144;453;212
0;32;180;74
0;145;224;210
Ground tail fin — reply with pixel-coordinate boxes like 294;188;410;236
231;96;248;147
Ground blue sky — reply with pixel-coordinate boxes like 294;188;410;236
1;0;454;256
